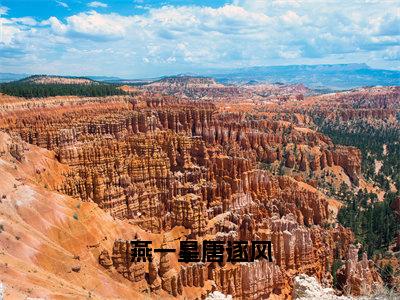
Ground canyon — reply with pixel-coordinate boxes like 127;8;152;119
0;79;398;299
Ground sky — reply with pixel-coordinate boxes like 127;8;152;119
0;0;399;78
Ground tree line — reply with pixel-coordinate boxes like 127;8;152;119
336;185;398;258
0;82;128;98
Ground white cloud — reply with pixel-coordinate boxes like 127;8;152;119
88;1;108;8
0;6;8;15
281;11;308;26
377;14;400;36
46;16;67;34
55;1;69;8
1;1;399;76
0;19;22;45
10;17;38;26
48;11;134;40
382;46;400;60
279;49;302;59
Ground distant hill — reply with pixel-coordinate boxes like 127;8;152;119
202;64;399;90
0;75;127;98
1;63;398;90
140;75;227;99
151;75;218;86
0;73;30;83
87;75;124;82
20;75;99;85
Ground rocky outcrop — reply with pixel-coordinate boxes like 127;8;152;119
336;245;383;296
293;274;351;300
0;89;385;299
101;212;354;299
142;77;311;102
206;291;233;299
332;147;361;185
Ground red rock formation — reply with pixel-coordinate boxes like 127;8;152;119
332;146;361;185
0;88;385;299
336;245;383;296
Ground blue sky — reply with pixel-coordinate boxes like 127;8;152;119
1;0;399;78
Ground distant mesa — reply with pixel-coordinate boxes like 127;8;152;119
202;63;400;90
19;75;99;85
151;75;219;86
0;63;399;90
0;75;127;98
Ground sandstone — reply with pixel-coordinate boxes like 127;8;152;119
206;291;233;299
336;245;383;296
0;87;388;299
293;274;351;300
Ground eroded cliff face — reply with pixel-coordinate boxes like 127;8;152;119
0;131;170;299
142;76;311;102
0;91;383;299
336;245;383;296
98;213;353;299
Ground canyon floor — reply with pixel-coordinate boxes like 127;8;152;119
0;77;399;299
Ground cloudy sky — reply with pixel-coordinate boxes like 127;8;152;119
0;0;399;78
